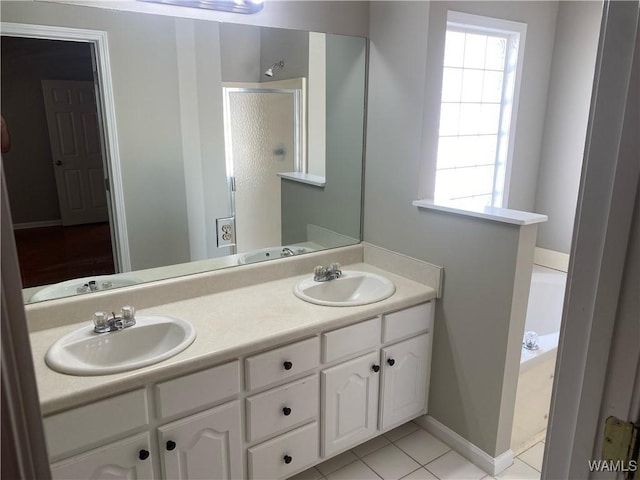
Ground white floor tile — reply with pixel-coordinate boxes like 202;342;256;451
353;435;392;458
425;451;486;480
400;467;439;479
362;444;421;480
395;428;451;465
495;459;540;480
384;422;421;442
517;442;545;472
316;451;359;476
326;459;381;480
286;466;324;480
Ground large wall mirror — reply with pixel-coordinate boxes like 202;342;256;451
0;1;366;304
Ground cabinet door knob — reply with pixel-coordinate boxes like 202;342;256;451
282;407;292;416
138;449;150;460
283;361;293;370
283;455;293;464
166;440;177;451
372;364;380;373
387;358;396;366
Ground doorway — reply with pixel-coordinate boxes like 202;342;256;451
1;36;116;288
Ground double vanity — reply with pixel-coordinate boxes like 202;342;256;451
27;246;439;480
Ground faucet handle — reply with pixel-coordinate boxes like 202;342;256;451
329;263;341;272
93;311;108;329
314;265;326;277
121;305;136;322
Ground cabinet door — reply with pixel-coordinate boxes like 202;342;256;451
321;351;380;457
51;433;154;480
158;401;242;480
380;334;430;429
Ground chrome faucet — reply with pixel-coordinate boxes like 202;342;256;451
281;247;295;257
314;263;343;282
93;306;136;333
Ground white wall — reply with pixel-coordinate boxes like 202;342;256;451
533;1;602;254
365;1;558;458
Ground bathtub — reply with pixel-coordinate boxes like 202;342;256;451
511;264;567;452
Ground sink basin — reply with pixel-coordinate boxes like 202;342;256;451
238;245;314;265
30;274;142;302
293;271;396;307
45;315;196;376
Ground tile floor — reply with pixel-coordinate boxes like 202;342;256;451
287;421;545;480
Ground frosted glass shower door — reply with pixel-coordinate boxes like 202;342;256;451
224;87;300;253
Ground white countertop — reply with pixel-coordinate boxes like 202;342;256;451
30;262;436;415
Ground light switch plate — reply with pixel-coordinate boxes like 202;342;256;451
216;217;236;248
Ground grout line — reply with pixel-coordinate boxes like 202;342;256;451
516;456;542;474
423;464;442;479
422;448;453;467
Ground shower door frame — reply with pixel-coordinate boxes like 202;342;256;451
221;85;304;254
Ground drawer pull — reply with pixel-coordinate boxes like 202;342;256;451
283;361;293;370
372;364;380;373
283;454;293;464
387;358;396;366
138;449;150;461
282;407;292;416
166;440;177;451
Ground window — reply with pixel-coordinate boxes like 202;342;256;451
434;11;526;208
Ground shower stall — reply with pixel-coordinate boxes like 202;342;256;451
222;80;304;254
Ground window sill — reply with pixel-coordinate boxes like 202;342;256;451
413;199;548;226
277;172;326;187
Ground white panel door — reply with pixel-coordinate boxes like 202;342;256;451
50;433;154;480
157;401;243;480
380;334;430;429
42;79;108;226
321;351;380;457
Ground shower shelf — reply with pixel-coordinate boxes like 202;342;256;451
277;172;326;187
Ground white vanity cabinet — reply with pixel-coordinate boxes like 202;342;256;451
158;401;243;480
379;333;431;429
322;351;381;457
44;301;434;480
322;302;433;457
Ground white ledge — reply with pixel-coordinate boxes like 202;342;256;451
277;172;326;187
413;199;548;226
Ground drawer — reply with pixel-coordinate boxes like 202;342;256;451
246;375;318;442
383;302;433;343
322;317;381;363
248;422;319;480
155;361;241;419
246;337;320;391
44;389;149;460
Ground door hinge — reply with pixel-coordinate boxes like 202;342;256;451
230;176;236;192
105;178;110;192
602;416;639;476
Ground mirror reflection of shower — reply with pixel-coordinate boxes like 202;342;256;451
222;80;304;254
264;60;284;77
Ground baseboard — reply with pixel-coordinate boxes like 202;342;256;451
414;415;514;476
534;247;569;272
13;220;62;230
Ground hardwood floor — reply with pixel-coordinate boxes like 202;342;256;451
13;222;115;288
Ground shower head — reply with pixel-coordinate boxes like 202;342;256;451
265;61;284;77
